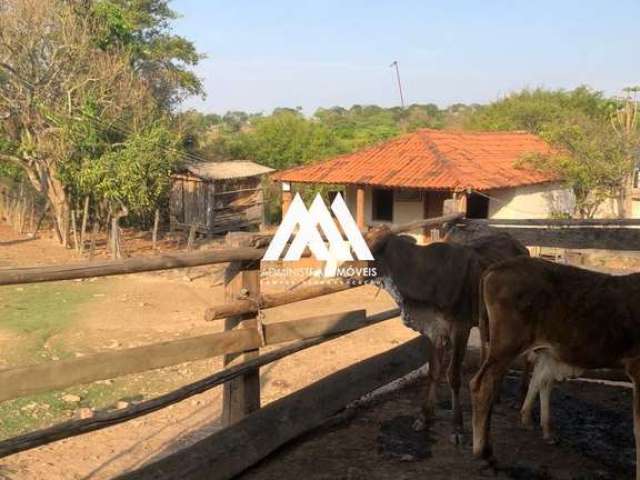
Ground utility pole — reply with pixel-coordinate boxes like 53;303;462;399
390;60;405;108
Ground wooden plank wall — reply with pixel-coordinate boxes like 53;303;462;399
170;175;264;234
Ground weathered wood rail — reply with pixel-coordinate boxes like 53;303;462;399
458;217;640;251
0;308;400;458
0;211;636;479
0;247;265;285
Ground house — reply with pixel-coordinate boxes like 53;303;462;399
170;160;273;235
272;129;578;237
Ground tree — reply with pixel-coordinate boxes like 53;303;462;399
521;115;636;218
463;86;612;133
464;86;639;218
0;1;144;242
222;111;342;170
0;0;198;242
90;0;204;108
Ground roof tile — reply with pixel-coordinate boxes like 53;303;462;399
273;129;556;190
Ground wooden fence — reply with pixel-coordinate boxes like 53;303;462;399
0;213;637;479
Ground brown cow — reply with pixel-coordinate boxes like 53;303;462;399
365;226;529;443
470;257;640;478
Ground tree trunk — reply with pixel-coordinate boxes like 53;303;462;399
79;196;90;254
152;209;160;250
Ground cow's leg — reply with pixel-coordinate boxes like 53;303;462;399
520;362;541;429
414;334;444;431
448;322;471;445
471;354;516;461
624;357;640;480
539;378;556;444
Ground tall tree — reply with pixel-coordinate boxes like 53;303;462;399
463;86;611;133
0;0;196;242
520;116;634;218
90;0;204;108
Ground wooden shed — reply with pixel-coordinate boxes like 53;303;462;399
170;160;274;235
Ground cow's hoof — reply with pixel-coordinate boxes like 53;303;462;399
473;443;493;461
474;454;498;475
449;432;464;445
543;434;559;445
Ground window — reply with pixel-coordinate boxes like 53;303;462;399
372;188;394;222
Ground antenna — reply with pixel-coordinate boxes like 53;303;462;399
389;60;405;108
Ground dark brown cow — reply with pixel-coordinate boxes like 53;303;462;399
365;226;529;442
471;257;640;479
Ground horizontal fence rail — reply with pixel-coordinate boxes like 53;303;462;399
458;218;640;251
0;308;400;458
0;309;371;403
205;282;357;321
0;247;265;286
116;336;429;480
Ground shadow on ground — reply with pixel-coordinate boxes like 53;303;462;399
242;374;634;480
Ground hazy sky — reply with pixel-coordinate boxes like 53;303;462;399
172;0;640;115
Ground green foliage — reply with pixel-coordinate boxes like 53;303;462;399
463;86;613;133
219;111;344;170
0;0;201;234
90;0;204;106
201;103;446;174
464;86;638;218
314;103;444;151
88;124;181;219
520;115;636;218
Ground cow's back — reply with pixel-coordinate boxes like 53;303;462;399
484;257;640;369
466;232;530;268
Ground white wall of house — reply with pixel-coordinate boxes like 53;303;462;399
485;182;574;219
485;182;623;219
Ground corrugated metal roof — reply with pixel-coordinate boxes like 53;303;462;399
184;161;274;180
272;129;557;190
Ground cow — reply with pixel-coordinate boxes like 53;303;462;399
470;257;640;479
364;225;529;443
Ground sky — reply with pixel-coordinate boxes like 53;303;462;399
172;0;640;115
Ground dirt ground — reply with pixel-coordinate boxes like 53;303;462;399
244;376;635;480
0;224;636;480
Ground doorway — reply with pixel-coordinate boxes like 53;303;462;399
466;193;489;219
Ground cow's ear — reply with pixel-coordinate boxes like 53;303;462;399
365;226;392;254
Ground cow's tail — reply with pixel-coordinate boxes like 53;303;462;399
478;269;490;365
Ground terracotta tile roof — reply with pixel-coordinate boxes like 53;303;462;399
272;129;557;191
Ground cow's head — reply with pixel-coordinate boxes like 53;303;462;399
364;224;393;256
363;225;418;285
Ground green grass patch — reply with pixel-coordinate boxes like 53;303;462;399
0;383;118;439
0;281;100;361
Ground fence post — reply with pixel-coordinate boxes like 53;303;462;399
221;232;261;426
